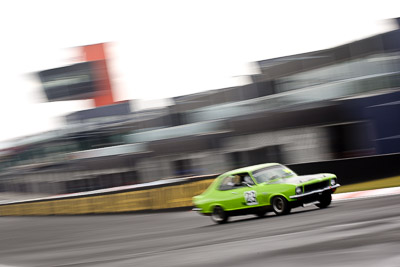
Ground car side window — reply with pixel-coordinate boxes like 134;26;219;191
219;176;236;191
243;175;255;185
218;173;254;191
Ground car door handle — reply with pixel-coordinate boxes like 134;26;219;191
231;192;238;194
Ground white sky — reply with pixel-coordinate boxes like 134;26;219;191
0;0;399;145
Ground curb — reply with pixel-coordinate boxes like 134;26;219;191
333;186;400;201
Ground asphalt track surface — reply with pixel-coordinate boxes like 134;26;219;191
1;195;400;267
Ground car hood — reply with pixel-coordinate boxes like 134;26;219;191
267;174;330;185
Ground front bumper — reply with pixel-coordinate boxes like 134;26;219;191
290;184;340;199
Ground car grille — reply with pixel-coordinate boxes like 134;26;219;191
304;180;330;193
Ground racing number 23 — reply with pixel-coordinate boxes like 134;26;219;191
244;190;258;205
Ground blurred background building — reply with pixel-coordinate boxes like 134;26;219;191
1;19;400;195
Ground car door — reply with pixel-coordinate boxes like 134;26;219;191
238;173;266;208
218;173;263;211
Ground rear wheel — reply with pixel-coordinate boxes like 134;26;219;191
272;196;291;215
211;206;228;224
316;193;332;208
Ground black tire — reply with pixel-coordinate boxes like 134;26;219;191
255;210;267;218
211;206;228;224
316;193;332;209
272;196;291;215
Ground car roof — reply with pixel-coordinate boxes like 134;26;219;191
222;163;281;176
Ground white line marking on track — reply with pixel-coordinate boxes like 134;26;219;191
333;186;400;201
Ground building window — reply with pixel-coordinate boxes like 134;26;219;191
230;145;283;168
173;159;193;177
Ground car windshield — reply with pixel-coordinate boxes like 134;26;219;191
252;165;297;184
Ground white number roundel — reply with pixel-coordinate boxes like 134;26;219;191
244;190;258;205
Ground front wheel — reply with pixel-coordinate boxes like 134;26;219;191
211;206;228;224
316;193;332;209
272;196;291;215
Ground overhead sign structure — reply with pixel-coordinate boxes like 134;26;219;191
37;43;115;107
38;61;99;102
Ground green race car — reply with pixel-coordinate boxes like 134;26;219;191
192;163;340;224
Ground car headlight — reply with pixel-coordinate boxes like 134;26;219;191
295;187;302;195
331;179;336;186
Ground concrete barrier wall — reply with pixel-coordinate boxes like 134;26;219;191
0;179;214;216
288;153;400;185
